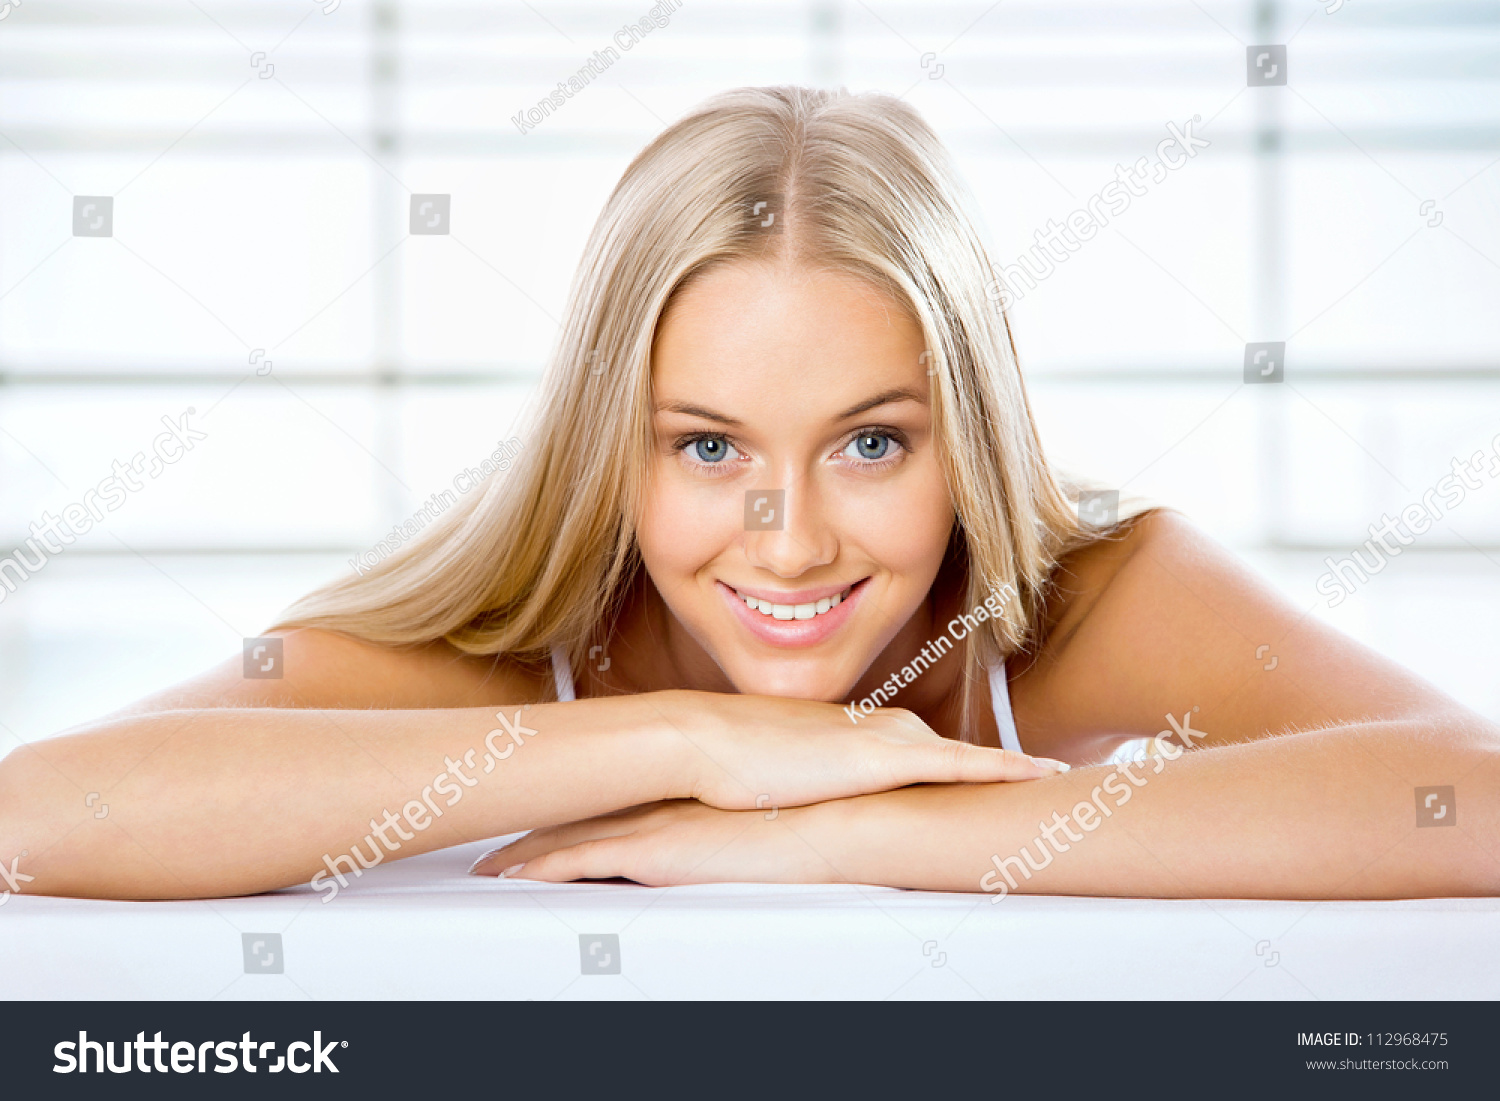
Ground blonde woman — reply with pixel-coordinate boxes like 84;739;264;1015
7;86;1494;902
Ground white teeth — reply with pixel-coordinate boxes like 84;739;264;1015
737;586;851;621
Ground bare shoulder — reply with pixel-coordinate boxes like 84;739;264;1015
99;627;555;721
1023;507;1189;661
1009;508;1468;761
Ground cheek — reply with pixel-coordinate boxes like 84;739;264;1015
841;462;954;578
634;465;733;585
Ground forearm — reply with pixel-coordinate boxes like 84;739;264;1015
820;718;1500;899
0;693;687;900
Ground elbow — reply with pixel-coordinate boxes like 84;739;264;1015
0;746;62;898
0;735;158;900
1410;716;1500;896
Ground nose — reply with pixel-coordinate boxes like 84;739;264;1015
743;481;837;577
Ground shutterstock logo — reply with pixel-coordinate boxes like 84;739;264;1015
744;489;784;531
54;1031;345;1074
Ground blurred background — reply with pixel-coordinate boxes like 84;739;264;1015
2;0;1498;747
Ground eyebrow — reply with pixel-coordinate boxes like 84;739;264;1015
655;386;926;427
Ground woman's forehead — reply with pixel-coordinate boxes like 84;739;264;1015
653;262;925;386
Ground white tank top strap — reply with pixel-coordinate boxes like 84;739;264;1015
550;643;576;703
987;659;1023;755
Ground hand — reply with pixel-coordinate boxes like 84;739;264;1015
652;689;1068;813
467;799;841;886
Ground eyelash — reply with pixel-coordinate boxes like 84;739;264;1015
673;426;911;476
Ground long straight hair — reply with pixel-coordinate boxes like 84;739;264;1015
274;85;1136;740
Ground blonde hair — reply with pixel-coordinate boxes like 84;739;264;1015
275;85;1144;740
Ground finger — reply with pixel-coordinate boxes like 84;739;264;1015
910;741;1070;784
467;835;548;877
508;836;648;884
871;710;1070;781
467;816;640;876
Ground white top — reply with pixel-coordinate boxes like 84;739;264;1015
550;644;1023;754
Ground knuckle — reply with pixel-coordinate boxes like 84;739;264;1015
569;838;608;859
887;707;939;738
866;707;931;745
540;841;596;879
886;707;926;732
520;850;555;876
937;738;971;770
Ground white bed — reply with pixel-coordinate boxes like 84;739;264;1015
6;834;1498;1000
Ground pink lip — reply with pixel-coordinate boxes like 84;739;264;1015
730;580;855;606
717;577;868;650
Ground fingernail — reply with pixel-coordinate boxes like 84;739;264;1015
498;863;526;878
1030;757;1071;772
466;848;503;875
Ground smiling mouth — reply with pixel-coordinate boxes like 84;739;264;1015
731;584;855;621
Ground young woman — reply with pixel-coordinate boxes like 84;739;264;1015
5;86;1495;902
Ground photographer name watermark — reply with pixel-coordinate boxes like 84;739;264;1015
845;583;1017;723
349;436;521;577
511;0;683;135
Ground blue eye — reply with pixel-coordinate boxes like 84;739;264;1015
847;433;892;461
692;436;732;463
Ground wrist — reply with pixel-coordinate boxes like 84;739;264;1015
802;785;957;889
634;688;704;802
790;793;876;885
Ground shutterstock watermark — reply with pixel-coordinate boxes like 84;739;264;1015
845;583;1017;723
1316;433;1500;608
311;707;540;901
348;436;520;577
0;850;33;905
0;409;206;604
985;116;1210;311
511;0;683;134
979;708;1209;901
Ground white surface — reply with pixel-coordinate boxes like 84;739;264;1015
5;835;1498;1001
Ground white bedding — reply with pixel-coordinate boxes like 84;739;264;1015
6;834;1498;1000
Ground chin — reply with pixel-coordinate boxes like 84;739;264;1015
718;653;860;703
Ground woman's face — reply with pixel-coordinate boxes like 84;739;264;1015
636;259;955;701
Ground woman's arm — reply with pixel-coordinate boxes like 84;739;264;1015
839;714;1500;899
472;711;1500;898
3;626;635;899
0;695;686;900
473;510;1500;897
1;633;1061;901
